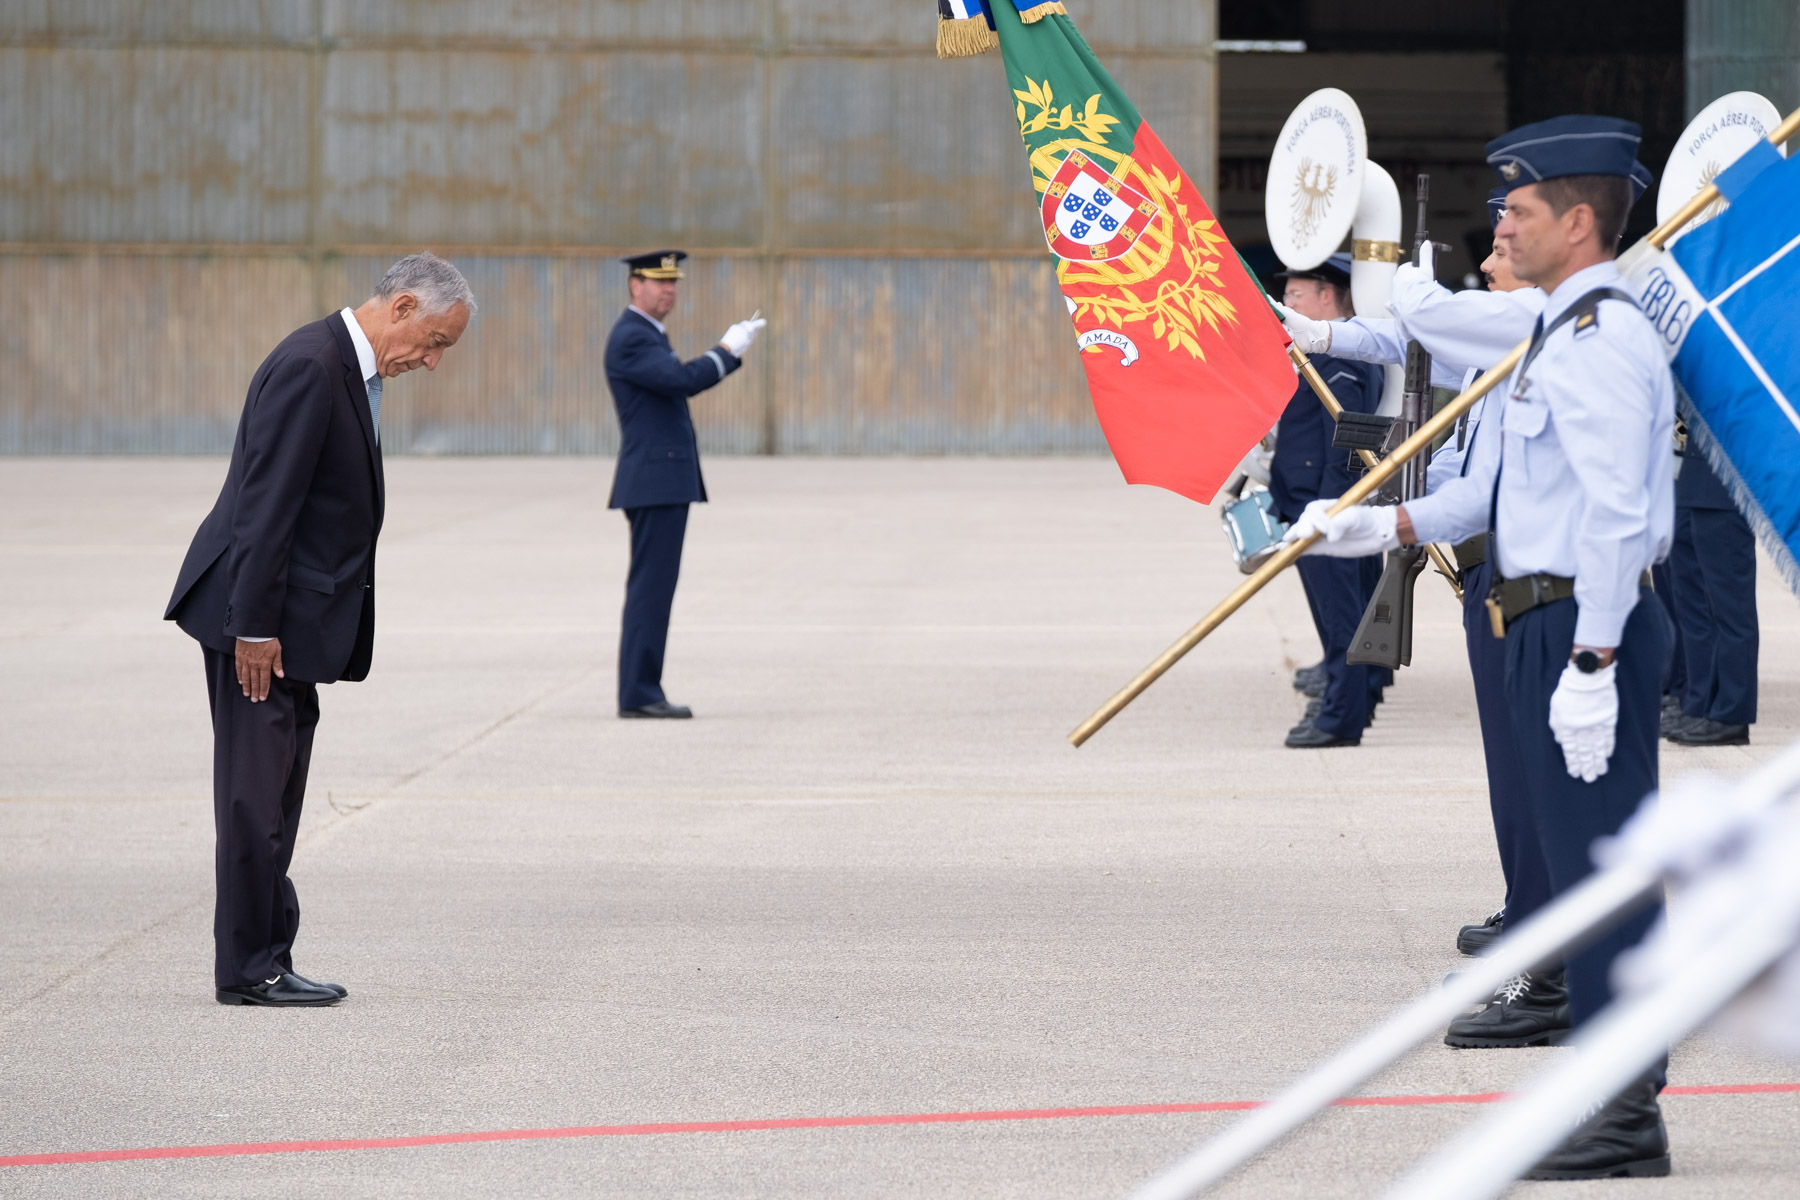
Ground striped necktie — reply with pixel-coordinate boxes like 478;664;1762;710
366;374;382;442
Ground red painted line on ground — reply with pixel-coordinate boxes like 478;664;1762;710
4;1083;1796;1169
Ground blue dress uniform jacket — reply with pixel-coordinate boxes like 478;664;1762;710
1267;352;1384;524
605;309;741;509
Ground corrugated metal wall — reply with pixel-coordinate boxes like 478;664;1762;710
0;1;1219;455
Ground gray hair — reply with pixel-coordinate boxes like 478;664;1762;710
372;252;477;319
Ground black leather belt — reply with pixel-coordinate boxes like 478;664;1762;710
1452;534;1488;571
1484;570;1653;637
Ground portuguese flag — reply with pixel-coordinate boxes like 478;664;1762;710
939;0;1294;504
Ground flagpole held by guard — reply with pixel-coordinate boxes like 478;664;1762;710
1068;342;1525;747
1289;343;1463;600
1068;103;1800;750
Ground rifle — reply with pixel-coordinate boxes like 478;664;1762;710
1345;174;1434;669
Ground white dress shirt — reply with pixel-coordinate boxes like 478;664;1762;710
241;309;379;643
627;304;666;335
1403;260;1676;647
339;306;378;390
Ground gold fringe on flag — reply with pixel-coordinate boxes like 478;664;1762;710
1015;1;1066;22
936;15;998;58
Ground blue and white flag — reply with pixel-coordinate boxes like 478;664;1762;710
1623;142;1800;594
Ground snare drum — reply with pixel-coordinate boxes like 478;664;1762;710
1221;487;1288;574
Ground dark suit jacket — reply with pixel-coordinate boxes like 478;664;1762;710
165;312;385;684
605;308;741;509
1268;352;1384;524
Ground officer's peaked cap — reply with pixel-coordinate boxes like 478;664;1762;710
624;250;687;279
1273;251;1352;288
1485;116;1642;193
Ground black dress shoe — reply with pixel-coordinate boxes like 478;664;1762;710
287;971;348;998
1456;908;1505;956
1661;708;1698;740
1525;1078;1670;1179
1303;697;1322;720
217;974;341;1007
619;701;693;719
1293;662;1325;692
1445;970;1568;1047
1667;716;1750;746
1300;674;1326;699
1285;722;1359;749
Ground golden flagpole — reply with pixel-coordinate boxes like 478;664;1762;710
1068;105;1800;749
1288;344;1463;599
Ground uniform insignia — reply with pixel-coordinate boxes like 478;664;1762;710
1041;150;1157;263
1498;162;1520;181
1574;309;1599;335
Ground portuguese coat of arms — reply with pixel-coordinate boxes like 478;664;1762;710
1041;150;1158;262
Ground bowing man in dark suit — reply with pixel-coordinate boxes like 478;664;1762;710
165;253;475;1007
607;250;764;719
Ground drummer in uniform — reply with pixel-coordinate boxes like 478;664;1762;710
1288;116;1677;1179
1265;253;1387;748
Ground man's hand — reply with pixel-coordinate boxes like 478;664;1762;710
1272;301;1332;355
1548;661;1618;782
235;637;284;702
719;311;767;356
1282;499;1400;557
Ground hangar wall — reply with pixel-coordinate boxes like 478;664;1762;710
0;1;1219;455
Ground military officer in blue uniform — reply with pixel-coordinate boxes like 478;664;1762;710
1664;445;1758;745
1266;253;1387;748
1279;189;1552;965
1288;117;1677;1179
606;250;765;718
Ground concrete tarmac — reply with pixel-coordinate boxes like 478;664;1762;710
3;457;1797;1199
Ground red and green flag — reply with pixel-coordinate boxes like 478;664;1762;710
938;0;1295;504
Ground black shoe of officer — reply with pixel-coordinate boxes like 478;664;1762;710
1300;673;1326;699
1444;970;1569;1047
1660;704;1694;739
1285;721;1359;749
1525;1078;1670;1180
1292;662;1325;692
1456;908;1505;956
1667;716;1750;746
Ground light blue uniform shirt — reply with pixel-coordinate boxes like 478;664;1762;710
1327;266;1545;493
1404;260;1676;648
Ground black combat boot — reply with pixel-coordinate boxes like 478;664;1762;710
1525;1077;1670;1180
1456;908;1505;956
1444;970;1569;1048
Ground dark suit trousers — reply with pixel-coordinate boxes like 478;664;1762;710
620;504;689;709
1670;506;1759;725
1505;590;1670;1031
203;646;318;988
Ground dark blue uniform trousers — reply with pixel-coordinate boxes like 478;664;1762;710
619;504;689;709
1505;589;1671;1030
1295;554;1386;739
1651;560;1686;699
1460;560;1550;925
1670;506;1759;725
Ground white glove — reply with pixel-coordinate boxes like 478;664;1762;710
719;312;766;356
1548;661;1619;783
1272;301;1332;355
1282;498;1400;557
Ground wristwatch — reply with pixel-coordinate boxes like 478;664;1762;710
1573;649;1609;674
